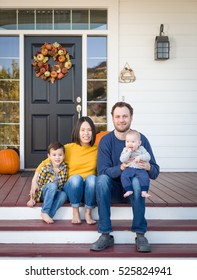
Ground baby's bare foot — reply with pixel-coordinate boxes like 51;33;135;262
123;191;133;198
41;213;54;224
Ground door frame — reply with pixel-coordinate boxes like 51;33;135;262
24;36;82;168
1;3;119;169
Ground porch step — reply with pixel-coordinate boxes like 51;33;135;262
0;219;197;244
0;205;197;220
0;243;197;258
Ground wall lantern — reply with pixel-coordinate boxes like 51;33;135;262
155;24;170;60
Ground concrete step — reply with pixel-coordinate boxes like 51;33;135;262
0;205;197;220
0;219;197;244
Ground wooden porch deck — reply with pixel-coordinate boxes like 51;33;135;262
0;172;197;258
0;172;197;207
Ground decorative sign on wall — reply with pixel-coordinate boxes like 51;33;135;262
119;62;136;83
32;42;72;84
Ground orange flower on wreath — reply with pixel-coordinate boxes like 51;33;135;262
32;42;72;84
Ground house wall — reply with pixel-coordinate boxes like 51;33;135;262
1;0;197;171
118;0;197;171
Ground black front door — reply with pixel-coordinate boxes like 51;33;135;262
25;36;82;168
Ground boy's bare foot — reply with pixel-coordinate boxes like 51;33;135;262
85;208;96;225
123;190;133;198
72;208;81;224
41;213;54;224
141;191;151;198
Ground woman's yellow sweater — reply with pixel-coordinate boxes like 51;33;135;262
36;143;98;179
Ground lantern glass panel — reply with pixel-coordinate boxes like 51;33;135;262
155;38;169;60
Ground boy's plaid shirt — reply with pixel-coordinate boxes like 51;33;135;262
35;161;68;202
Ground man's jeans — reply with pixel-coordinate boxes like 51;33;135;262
96;175;147;234
63;174;96;209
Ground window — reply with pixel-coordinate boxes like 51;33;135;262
0;9;107;30
0;37;20;151
87;36;107;132
0;10;17;30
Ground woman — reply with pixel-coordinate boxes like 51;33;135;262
29;116;98;224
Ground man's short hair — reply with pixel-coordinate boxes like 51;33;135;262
111;102;133;116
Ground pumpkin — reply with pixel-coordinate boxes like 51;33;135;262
95;131;109;145
0;149;20;174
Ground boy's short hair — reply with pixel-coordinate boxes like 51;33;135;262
47;141;65;154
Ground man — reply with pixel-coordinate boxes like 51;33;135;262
90;102;160;252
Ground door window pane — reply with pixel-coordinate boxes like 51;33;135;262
87;37;107;57
0;59;19;79
36;10;53;30
87;81;107;101
87;36;107;131
72;10;88;30
87;59;107;79
0;36;19;150
0;10;16;30
0;103;19;123
0;37;19;57
0;125;19;147
87;103;107;123
90;10;107;30
0;9;108;30
54;10;71;30
18;10;35;30
0;81;19;101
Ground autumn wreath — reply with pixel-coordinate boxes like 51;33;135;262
32;42;72;84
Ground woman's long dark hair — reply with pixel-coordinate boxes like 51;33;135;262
71;116;96;146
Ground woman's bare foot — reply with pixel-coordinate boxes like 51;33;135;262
141;191;151;198
123;190;133;198
41;212;54;224
72;208;81;224
85;208;96;225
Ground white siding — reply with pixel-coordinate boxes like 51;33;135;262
118;0;197;171
1;0;197;171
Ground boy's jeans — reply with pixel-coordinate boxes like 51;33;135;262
41;182;67;218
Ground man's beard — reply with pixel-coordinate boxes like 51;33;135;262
114;123;131;133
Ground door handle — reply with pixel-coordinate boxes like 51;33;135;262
76;96;81;103
76;104;81;119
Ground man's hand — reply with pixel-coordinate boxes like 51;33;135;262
136;160;151;171
120;162;129;171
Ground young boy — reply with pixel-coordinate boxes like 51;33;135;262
120;130;151;198
27;141;68;224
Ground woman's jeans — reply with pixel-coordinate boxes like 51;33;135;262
62;174;96;209
96;175;147;234
41;183;67;218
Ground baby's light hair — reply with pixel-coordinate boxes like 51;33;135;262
126;130;141;140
